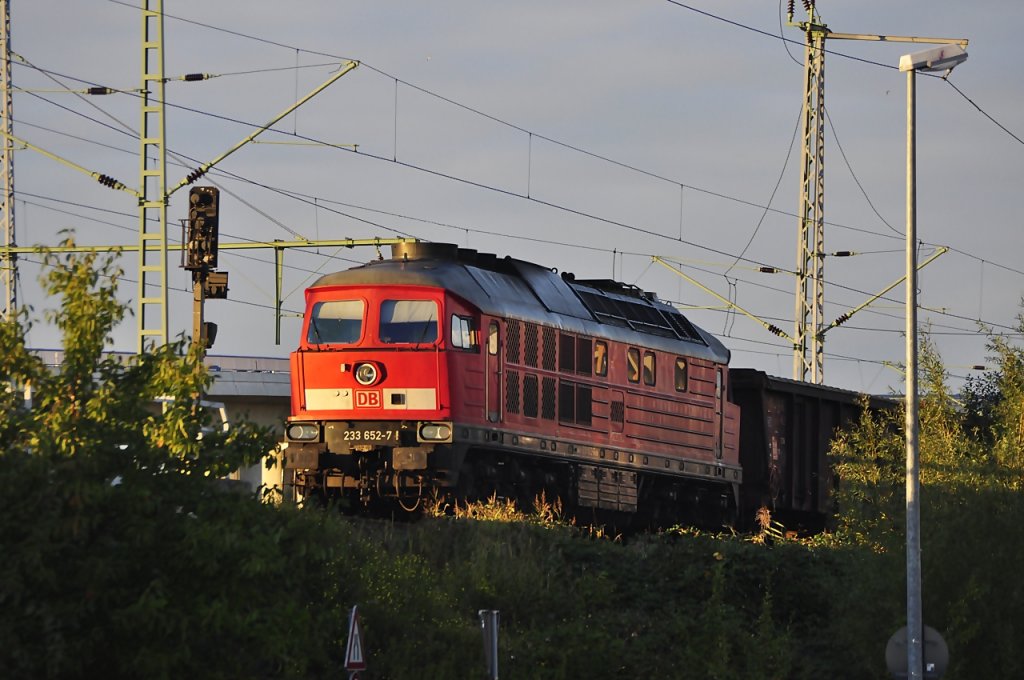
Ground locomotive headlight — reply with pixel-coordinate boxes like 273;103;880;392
354;362;380;386
287;422;320;441
418;422;452;442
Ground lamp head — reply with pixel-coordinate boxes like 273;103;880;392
899;44;968;73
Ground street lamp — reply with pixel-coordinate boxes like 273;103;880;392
898;42;967;680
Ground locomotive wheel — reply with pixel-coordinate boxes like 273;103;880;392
394;472;424;512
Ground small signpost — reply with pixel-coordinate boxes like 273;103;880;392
345;605;367;679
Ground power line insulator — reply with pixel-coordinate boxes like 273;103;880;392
186;167;208;184
87;87;114;95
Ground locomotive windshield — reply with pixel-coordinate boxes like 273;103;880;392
307;299;364;345
380;299;438;344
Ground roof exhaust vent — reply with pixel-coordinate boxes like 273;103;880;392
391;241;458;261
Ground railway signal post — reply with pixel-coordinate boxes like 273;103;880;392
184;186;228;358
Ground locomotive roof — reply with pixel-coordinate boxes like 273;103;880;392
310;242;731;364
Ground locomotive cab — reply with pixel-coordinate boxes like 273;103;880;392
285;278;469;507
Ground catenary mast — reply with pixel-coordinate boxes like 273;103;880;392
1;0;15;322
137;0;169;351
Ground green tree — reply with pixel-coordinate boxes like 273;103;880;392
0;242;349;678
827;330;1024;678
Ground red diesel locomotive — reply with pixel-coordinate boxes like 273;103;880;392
284;241;742;523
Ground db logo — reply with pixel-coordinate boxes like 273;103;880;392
355;390;382;408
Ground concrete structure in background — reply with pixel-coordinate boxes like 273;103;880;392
204;354;291;495
31;350;292;496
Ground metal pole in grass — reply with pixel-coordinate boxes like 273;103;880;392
479;609;499;679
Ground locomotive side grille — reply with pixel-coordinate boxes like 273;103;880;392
576;337;593;376
575;385;593;426
506;318;521;364
558;332;575;373
542;327;557;370
610;400;625;424
506;369;521;414
523;374;539;418
541;377;556;420
557;380;594;426
524;323;539;368
558;381;574;424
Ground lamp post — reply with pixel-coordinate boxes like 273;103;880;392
898;43;967;680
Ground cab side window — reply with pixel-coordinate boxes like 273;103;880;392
488;321;499;355
450;315;477;350
627;348;640;383
642;351;656;386
674;358;688;392
594;341;608;377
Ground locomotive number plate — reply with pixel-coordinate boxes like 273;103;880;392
341;427;400;443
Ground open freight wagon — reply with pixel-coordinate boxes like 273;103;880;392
729;369;894;531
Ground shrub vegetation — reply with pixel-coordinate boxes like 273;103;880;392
2;247;1022;678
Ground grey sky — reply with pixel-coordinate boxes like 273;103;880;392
9;0;1023;393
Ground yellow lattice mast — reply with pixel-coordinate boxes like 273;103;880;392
1;0;15;322
136;1;169;351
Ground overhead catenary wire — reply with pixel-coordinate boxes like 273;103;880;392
10;23;1001;264
16;87;1012;342
14;191;364;277
724;98;802;277
663;1;1022;147
12;0;1019;372
944;78;1024;147
823;106;901;235
12;53;910;248
17;255;304;317
17;68;1021;337
90;0;1022;262
86;3;924;247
